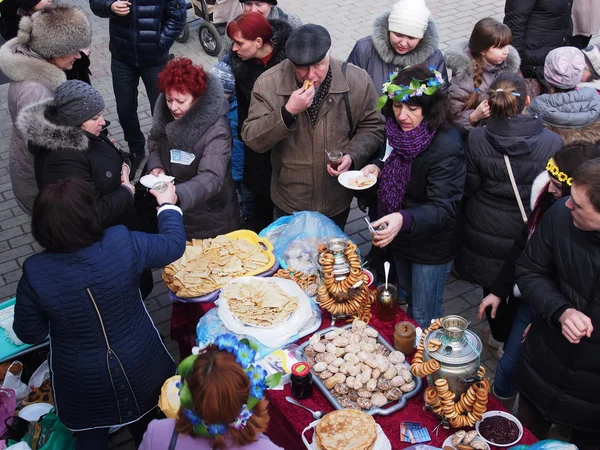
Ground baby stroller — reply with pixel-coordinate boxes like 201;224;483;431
176;0;241;56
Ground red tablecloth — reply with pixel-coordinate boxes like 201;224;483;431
192;301;538;449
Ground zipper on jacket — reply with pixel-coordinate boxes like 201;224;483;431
132;5;139;67
86;288;142;420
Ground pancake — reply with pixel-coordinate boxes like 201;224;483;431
315;409;377;450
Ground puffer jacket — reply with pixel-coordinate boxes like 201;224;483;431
504;0;573;81
227;97;244;183
14;209;186;430
230;19;292;197
456;114;563;287
17;100;135;230
528;87;600;143
90;0;186;68
446;40;521;132
241;59;385;217
147;73;240;239
347;12;448;92
515;198;600;433
0;38;66;214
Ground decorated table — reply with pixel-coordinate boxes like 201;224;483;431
190;299;537;450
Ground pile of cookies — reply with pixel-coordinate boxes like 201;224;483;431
316;242;376;323
444;430;487;450
273;268;319;296
424;367;490;428
410;318;443;378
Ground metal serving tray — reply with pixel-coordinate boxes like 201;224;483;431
295;324;422;416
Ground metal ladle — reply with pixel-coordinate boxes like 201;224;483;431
285;396;326;420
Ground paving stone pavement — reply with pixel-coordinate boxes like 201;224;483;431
0;0;542;447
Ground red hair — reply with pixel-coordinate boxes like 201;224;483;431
175;349;270;450
157;57;208;97
226;11;272;44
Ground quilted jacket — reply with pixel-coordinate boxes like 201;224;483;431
90;0;186;68
14;209;186;430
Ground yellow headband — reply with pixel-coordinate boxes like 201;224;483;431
546;158;573;186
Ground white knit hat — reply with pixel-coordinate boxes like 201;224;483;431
388;0;431;39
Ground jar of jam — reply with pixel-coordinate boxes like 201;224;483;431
291;362;313;400
394;321;416;355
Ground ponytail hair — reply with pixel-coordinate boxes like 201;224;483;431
463;18;512;111
487;73;527;119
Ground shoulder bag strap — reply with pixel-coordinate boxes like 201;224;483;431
504;154;528;224
341;61;355;140
168;426;179;450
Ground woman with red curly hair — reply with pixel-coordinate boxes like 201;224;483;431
147;58;240;358
139;336;282;449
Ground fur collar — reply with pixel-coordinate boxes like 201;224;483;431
0;36;66;90
445;39;521;79
151;73;226;150
371;12;440;66
530;171;550;211
16;100;88;152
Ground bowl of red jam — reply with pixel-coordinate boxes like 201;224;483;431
476;411;523;447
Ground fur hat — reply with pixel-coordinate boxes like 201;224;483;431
19;5;92;59
582;44;600;79
238;0;277;4
388;0;431;39
544;47;586;89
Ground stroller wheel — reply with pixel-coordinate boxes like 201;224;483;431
175;23;190;43
198;22;222;56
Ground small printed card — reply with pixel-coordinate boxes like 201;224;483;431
400;421;431;443
170;149;196;165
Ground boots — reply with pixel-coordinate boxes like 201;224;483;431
491;383;516;414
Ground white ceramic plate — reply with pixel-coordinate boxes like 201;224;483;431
475;410;523;447
442;435;490;450
139;174;175;189
18;403;53;422
338;171;377;190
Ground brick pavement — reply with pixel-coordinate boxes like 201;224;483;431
0;0;549;447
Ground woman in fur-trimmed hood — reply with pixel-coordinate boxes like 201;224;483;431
0;5;92;215
347;0;448;92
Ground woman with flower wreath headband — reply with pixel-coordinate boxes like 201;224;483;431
140;333;282;450
455;72;562;352
362;65;465;328
473;141;600;411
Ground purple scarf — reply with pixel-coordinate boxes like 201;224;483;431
377;118;437;217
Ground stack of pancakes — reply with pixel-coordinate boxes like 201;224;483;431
315;409;377;450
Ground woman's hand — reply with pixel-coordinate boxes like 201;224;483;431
477;293;502;321
121;164;130;184
469;99;490;124
327;155;353;176
150;182;178;205
521;323;531;344
361;164;381;179
371;213;402;247
150;167;165;177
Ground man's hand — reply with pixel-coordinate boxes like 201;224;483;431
150;182;178;205
361;164;381;179
150;167;165;177
478;293;502;321
371;213;403;248
327;155;352;176
559;308;594;344
111;1;131;16
285;85;315;115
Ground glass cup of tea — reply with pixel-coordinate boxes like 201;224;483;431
152;181;169;193
327;150;344;170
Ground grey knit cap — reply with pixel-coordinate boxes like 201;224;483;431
19;5;92;59
54;80;105;126
285;24;331;66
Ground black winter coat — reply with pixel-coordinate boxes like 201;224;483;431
515;199;600;433
90;0;186;68
14;209;186;430
376;127;466;264
18;101;136;229
230;19;292;197
456;114;563;287
504;0;573;82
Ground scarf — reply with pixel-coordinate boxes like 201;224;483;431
377;118;437;217
297;68;332;127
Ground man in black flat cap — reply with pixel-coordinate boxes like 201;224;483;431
241;24;384;229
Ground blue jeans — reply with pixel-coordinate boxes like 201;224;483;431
493;303;534;398
111;58;164;157
393;256;453;328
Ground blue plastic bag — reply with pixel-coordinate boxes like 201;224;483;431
259;211;353;273
509;440;578;450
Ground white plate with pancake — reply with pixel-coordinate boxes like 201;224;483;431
338;171;377;190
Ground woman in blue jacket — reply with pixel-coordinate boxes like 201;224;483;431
14;178;186;450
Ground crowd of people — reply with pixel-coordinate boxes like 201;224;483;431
1;0;600;449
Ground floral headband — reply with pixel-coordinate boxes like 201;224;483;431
178;334;280;437
377;66;445;110
546;158;573;186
